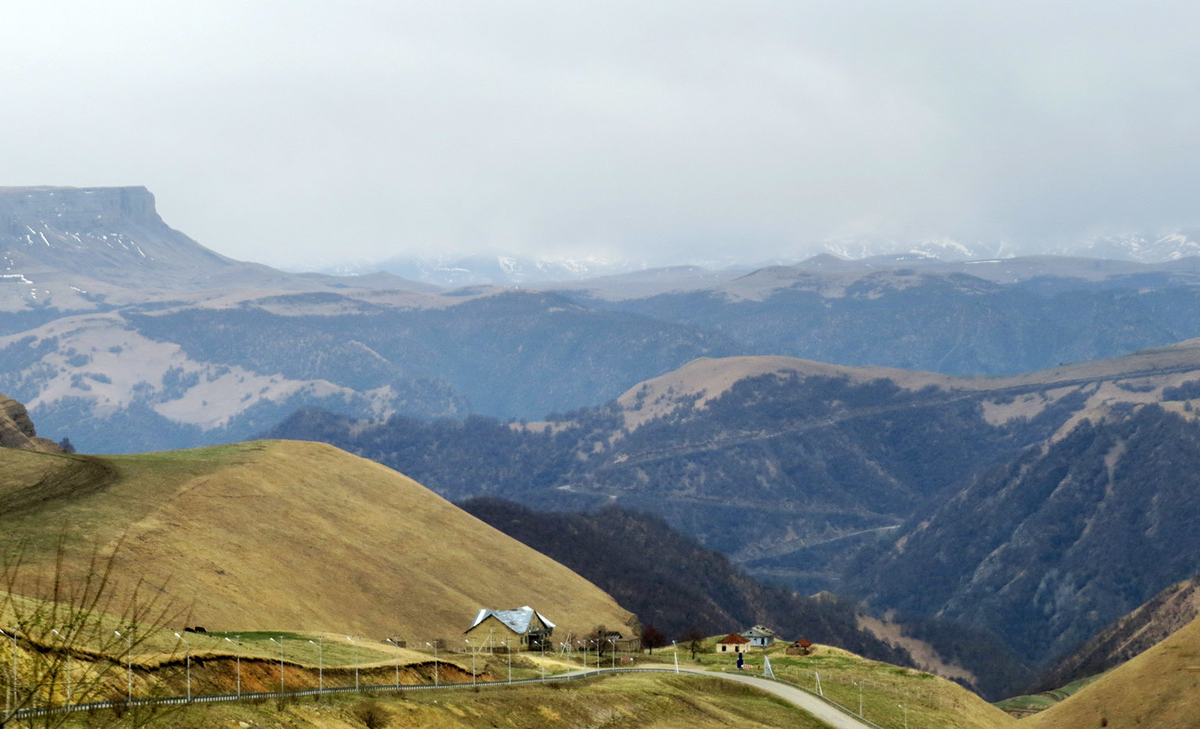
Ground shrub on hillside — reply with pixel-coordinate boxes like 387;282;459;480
352;699;391;729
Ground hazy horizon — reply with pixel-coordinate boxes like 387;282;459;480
4;2;1200;270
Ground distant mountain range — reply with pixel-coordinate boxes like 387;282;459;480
11;185;1200;702
321;252;651;287
10;186;1200;453
316;231;1200;288
817;231;1200;266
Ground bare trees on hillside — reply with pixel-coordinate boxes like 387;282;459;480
2;538;182;728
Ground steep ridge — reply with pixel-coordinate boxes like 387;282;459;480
1023;612;1200;729
853;405;1200;668
1035;576;1200;692
1;186;298;293
0;440;635;642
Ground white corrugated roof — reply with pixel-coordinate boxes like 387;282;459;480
467;605;554;635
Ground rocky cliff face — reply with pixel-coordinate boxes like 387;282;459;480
0;186;239;288
0;391;60;452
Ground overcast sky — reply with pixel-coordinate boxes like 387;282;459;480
3;1;1199;268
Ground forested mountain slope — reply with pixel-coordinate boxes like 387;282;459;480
269;347;1200;696
1033;576;1200;693
459;497;911;666
852;405;1200;666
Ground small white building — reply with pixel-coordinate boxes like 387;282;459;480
740;625;777;648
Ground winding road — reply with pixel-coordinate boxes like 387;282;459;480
643;666;878;729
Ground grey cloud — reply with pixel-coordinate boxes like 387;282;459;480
2;1;1198;267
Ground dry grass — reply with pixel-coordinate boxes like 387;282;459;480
1022;614;1200;729
0;440;635;648
46;673;834;729
690;642;1016;729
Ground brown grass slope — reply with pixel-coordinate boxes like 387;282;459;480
1023;613;1200;729
0;440;635;642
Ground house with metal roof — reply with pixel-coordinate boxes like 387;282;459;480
740;625;777;648
464;606;555;651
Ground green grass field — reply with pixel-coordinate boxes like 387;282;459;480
993;671;1108;716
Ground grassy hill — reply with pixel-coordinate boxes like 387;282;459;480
0;440;635;643
691;641;1016;729
1022;612;1200;729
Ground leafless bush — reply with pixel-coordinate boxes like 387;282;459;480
2;536;184;729
352;698;391;729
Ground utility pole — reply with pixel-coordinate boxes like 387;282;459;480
427;642;439;686
268;636;285;693
173;633;192;701
114;630;132;701
226;637;242;696
384;638;400;687
3;627;18;719
346;636;360;691
49;629;71;706
309;638;323;691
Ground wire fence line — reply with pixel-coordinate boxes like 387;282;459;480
6;667;644;721
8;666;895;729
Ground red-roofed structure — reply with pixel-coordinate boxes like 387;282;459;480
716;632;751;653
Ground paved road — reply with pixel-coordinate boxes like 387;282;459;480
634;665;876;729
